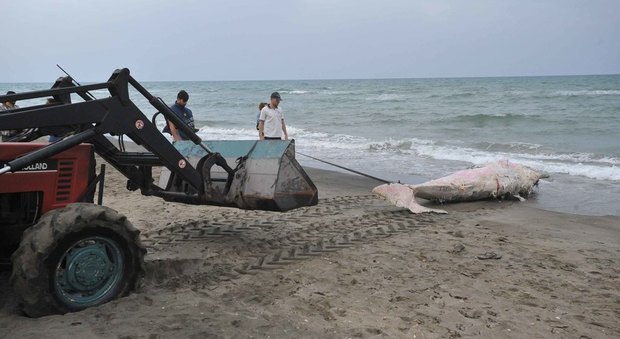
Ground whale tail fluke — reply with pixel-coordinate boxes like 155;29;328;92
372;183;448;214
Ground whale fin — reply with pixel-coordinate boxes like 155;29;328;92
372;183;448;214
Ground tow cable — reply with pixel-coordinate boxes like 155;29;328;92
297;152;393;184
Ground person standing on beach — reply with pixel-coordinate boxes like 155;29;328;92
1;91;21;141
162;90;195;141
258;92;288;140
256;102;268;138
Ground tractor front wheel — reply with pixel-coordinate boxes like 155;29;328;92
10;203;146;317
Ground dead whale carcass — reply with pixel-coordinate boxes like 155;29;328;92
372;160;546;214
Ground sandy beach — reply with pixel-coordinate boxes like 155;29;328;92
0;162;618;338
2;0;618;337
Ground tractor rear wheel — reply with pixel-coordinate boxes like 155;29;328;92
10;203;146;317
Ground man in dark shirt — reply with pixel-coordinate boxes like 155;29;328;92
162;90;195;141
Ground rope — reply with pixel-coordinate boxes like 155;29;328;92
297;152;392;184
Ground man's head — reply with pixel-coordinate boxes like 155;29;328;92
270;92;282;107
176;90;189;106
4;91;16;107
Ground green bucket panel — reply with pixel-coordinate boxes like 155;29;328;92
174;140;292;159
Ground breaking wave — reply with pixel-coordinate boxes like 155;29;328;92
194;125;620;182
278;90;309;94
407;141;620;181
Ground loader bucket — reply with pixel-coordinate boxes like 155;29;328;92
172;140;318;212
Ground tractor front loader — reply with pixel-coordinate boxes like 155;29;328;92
0;68;317;317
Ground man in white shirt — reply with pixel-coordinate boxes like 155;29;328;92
258;92;288;140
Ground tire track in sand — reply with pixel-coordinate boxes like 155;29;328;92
141;195;460;289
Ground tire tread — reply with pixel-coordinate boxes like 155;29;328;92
10;203;146;317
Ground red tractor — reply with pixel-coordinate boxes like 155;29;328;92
0;69;317;317
0;142;145;317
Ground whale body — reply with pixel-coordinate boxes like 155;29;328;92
373;160;546;214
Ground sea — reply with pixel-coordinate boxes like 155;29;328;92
2;74;619;216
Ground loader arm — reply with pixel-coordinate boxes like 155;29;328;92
0;69;224;199
0;68;318;211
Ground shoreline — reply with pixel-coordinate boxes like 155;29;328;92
300;163;620;218
110;135;618;217
1;162;619;337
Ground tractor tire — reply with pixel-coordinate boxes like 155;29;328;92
10;203;146;317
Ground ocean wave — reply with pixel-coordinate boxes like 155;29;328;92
322;90;358;95
361;137;619;181
424;92;476;99
369;140;413;151
554;90;620;96
443;92;476;99
365;93;406;101
473;141;543;152
196;125;362;149
410;142;620;180
435;113;543;125
193;124;620;182
453;89;620;99
278;90;310;94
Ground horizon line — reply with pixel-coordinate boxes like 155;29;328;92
2;72;619;84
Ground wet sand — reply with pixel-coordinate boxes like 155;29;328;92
1;164;619;338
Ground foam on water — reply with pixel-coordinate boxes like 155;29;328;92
278;90;309;94
195;124;620;182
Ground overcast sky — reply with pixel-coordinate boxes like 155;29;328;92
1;0;619;82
